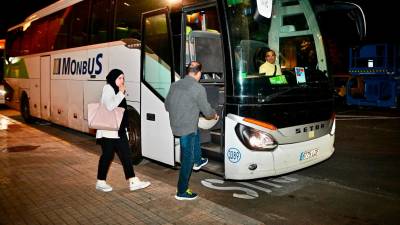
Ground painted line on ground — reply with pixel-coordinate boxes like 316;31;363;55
270;177;294;183
201;175;300;199
238;182;272;193
257;180;282;188
281;176;299;182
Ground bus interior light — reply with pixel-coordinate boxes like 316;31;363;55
235;124;277;151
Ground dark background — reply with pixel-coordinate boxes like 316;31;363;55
0;0;398;42
0;1;398;45
0;0;398;81
0;0;57;38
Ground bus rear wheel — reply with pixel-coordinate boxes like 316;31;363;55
127;107;142;165
20;93;34;123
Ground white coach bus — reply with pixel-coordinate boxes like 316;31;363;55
3;0;365;179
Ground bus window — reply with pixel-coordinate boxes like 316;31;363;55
185;7;224;81
6;29;22;57
115;0;141;40
280;36;317;71
90;0;110;44
53;1;90;49
30;19;49;54
20;24;33;55
280;36;325;85
54;8;72;50
282;14;309;32
69;1;89;48
47;11;66;51
142;12;173;98
226;1;272;78
114;0;166;41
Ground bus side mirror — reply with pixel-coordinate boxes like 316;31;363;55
257;0;273;18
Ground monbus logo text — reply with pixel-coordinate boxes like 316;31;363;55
53;53;103;76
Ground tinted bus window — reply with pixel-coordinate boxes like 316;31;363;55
142;11;173;98
47;10;67;51
54;7;72;50
283;14;309;31
6;29;22;57
114;0;166;40
115;0;141;40
280;36;317;70
20;25;33;55
30;19;49;53
90;0;111;44
144;14;172;67
70;1;89;48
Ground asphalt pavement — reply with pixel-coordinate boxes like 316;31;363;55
1;106;400;225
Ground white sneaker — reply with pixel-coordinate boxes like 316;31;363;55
96;180;113;192
129;177;151;191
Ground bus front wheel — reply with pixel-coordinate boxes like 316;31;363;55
20;93;34;123
127;107;142;165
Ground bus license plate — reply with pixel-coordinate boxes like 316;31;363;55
299;148;319;161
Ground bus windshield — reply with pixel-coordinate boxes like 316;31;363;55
226;0;330;103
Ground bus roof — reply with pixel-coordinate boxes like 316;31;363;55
8;0;82;32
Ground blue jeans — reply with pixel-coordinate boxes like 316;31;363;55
177;131;201;194
193;129;202;165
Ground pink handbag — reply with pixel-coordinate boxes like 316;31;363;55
87;103;125;131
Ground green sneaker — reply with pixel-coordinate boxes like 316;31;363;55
175;189;198;200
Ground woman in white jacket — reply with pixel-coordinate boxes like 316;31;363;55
95;69;150;192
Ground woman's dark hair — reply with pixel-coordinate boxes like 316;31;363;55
106;69;124;94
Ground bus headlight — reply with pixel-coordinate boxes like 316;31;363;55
235;124;277;151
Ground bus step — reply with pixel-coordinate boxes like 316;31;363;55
202;142;223;162
210;130;221;145
200;158;224;177
201;142;221;153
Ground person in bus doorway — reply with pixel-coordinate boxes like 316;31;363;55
165;61;219;200
95;69;150;192
259;48;282;76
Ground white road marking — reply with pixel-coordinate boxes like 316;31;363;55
257;180;282;188
265;213;288;221
233;193;258;200
238;182;272;193
270;177;293;183
201;179;259;199
201;175;301;199
281;176;299;182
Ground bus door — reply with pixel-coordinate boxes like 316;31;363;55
40;56;51;120
183;4;226;175
140;8;175;166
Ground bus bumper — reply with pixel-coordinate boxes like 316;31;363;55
224;116;335;180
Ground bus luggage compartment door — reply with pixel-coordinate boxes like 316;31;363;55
40;56;51;120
